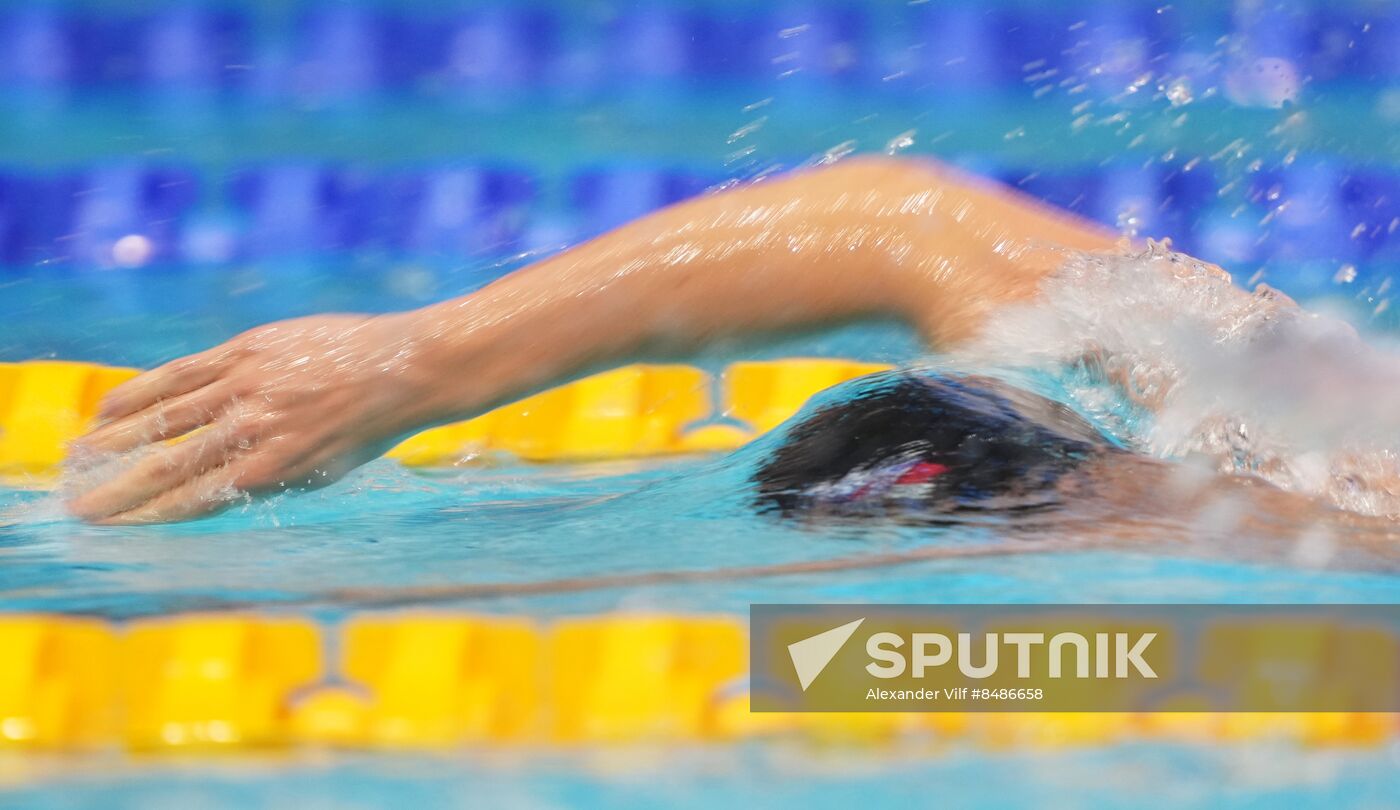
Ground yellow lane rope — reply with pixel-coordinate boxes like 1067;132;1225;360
4;360;1395;753
0;612;1393;751
0;358;891;476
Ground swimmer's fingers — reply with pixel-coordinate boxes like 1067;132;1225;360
73;381;235;458
92;437;342;525
92;460;250;525
96;346;240;422
65;421;249;522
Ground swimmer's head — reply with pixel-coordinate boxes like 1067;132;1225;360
753;372;1111;518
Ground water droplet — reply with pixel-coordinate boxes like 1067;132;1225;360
884;129;916;154
814;140;856;165
1165;77;1193;106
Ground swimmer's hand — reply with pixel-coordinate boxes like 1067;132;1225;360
65;314;441;523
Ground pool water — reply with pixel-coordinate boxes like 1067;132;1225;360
4;263;1399;617
3;264;1400;807
2;744;1399;810
3;0;1400;805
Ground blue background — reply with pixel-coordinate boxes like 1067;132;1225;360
0;0;1396;308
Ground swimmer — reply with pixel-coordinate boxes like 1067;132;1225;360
60;157;1394;555
752;369;1400;571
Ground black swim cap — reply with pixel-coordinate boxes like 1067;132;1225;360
753;371;1111;518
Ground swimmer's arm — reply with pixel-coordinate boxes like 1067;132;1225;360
70;157;1114;523
404;156;1117;424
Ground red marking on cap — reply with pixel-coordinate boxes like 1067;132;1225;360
894;461;949;485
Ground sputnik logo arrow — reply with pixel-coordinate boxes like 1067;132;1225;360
787;618;865;691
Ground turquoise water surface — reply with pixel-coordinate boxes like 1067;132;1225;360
3;744;1399;810
3;264;1400;808
4;0;1400;801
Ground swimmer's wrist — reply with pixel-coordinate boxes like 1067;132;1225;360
396;294;587;427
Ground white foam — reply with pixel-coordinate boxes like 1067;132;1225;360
958;241;1400;517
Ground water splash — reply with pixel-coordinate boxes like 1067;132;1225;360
959;241;1400;517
